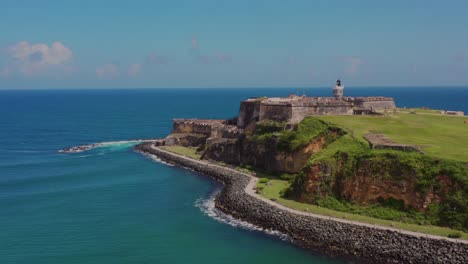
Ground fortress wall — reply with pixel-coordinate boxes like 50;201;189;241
290;105;353;123
173;120;217;136
354;99;396;110
211;126;243;139
258;104;292;123
237;100;261;128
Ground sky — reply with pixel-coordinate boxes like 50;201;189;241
0;0;467;89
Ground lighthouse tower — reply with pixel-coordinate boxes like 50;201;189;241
333;79;344;99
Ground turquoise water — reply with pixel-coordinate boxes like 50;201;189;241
0;88;466;263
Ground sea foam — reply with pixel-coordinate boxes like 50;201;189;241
195;191;289;241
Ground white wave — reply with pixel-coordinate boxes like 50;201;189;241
136;150;174;167
146;153;174;167
59;139;158;153
195;190;289;241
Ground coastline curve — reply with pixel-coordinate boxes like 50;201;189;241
135;142;468;264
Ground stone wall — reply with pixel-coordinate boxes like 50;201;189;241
237;99;262;128
352;98;396;110
258;104;293;123
290;105;353;123
173;119;224;136
238;96;395;125
135;143;468;264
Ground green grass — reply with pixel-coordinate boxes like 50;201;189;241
250;118;333;151
256;178;468;240
316;113;468;162
160;145;201;160
396;107;444;115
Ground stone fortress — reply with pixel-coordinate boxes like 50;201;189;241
167;81;396;149
238;80;396;127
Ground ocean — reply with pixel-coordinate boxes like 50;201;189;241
0;87;466;264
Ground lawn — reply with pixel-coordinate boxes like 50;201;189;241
256;178;468;240
316;113;468;162
160;145;201;160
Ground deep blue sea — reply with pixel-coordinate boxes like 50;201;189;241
0;87;467;264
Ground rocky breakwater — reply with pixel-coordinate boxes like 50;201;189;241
135;142;468;264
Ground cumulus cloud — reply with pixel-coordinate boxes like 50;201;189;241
1;41;74;76
191;37;199;51
128;63;142;77
215;52;232;63
196;53;232;64
188;37;232;64
197;55;212;64
96;63;119;79
344;57;363;76
145;53;168;65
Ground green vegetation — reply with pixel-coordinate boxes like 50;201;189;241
259;177;269;184
160;145;201;160
237;164;296;181
162;112;468;238
315;114;468;162
448;232;462;239
289;137;468;231
256;178;468;240
396;107;443;115
277;118;336;150
255;120;287;136
255;114;468;233
250;118;342;151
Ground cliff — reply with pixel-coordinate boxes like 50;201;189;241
161;114;468;232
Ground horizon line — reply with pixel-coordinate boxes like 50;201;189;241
1;85;468;91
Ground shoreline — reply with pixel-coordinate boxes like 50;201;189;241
135;142;468;264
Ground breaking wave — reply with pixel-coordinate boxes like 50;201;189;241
139;151;174;167
58;139;157;153
195;190;289;241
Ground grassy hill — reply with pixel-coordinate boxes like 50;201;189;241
315;113;468;162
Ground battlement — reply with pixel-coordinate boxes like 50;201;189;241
172;118;242;138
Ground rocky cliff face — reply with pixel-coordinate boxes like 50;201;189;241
297;160;449;212
202;128;338;173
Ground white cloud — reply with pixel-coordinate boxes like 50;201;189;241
1;41;74;76
128;63;142;77
145;53;168;65
96;63;120;79
344;57;363;76
191;37;199;51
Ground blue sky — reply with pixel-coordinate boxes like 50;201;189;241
0;0;467;89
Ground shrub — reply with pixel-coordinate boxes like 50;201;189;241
259;177;269;184
448;232;462;239
277;118;330;151
279;173;295;181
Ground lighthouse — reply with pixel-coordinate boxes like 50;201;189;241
333;79;344;99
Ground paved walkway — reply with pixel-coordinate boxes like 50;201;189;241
152;145;467;244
